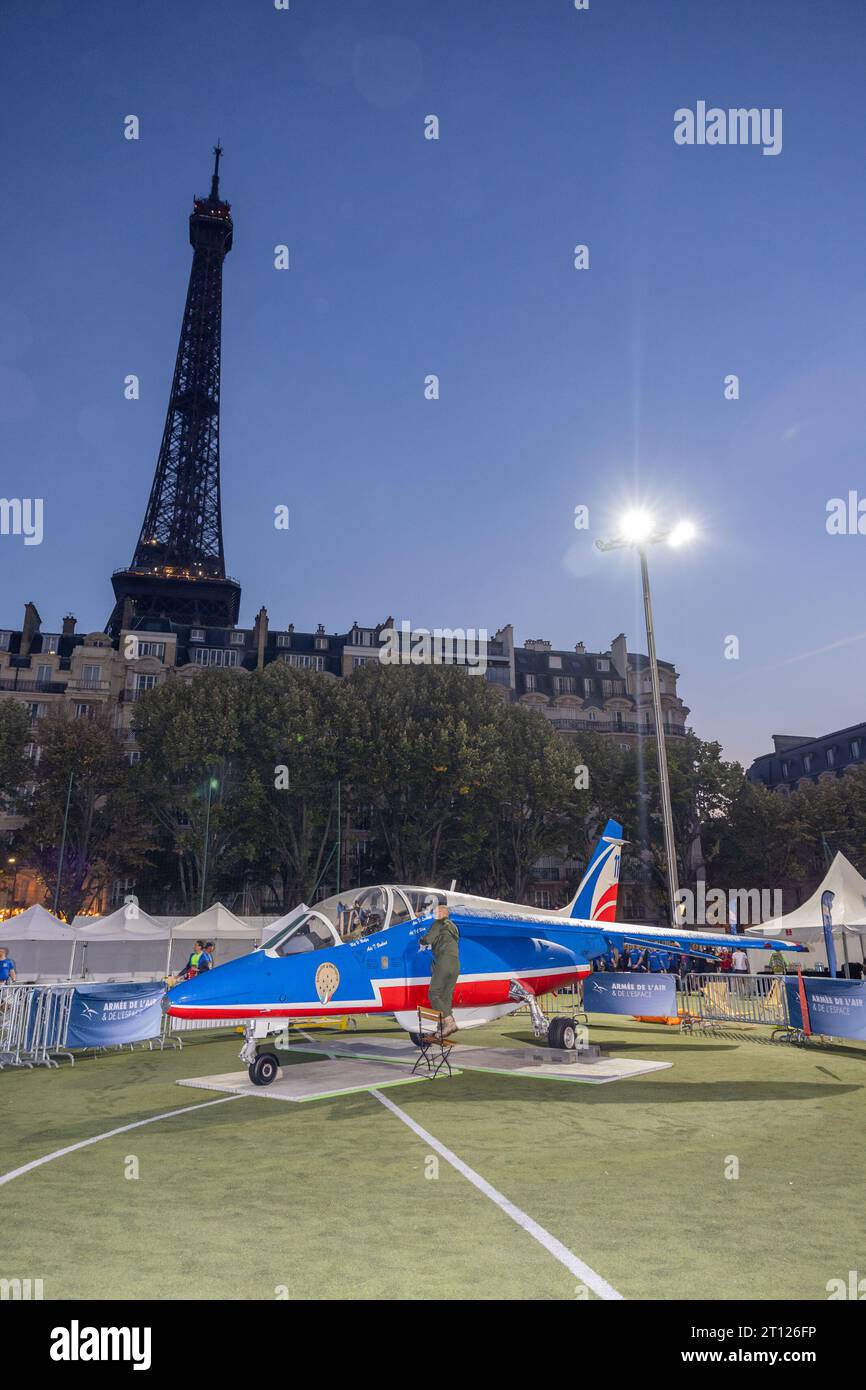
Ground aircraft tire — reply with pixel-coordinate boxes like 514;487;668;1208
249;1052;279;1086
548;1017;577;1050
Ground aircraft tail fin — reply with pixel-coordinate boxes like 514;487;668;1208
563;818;625;922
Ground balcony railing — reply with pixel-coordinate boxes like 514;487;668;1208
0;679;66;694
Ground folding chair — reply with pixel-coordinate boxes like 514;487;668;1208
410;1006;454;1078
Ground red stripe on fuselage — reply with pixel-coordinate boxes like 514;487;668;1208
165;967;590;1020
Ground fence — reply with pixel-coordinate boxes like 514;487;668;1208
0;984;75;1069
679;972;788;1030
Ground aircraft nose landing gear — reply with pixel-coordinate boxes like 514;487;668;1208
249;1052;279;1086
240;1023;281;1086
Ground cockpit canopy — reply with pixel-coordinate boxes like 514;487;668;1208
263;885;449;957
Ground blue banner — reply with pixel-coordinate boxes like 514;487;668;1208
784;977;866;1040
585;972;677;1016
821;891;838;979
67;983;165;1048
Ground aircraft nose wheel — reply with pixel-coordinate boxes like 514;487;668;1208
548;1017;577;1050
249;1051;279;1086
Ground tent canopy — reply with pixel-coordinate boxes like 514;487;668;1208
74;906;170;942
746;852;866;946
172;902;259;940
0;904;73;941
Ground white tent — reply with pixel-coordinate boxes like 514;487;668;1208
0;905;77;978
747;852;866;970
169;902;261;972
72;906;172;979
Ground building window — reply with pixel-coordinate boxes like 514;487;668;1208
533;889;552;909
548;655;562;670
24;742;40;763
276;634;292;648
803;753;813;774
553;676;575;695
191;648;239;668
524;673;536;692
36;663;52;685
42;635;59;654
485;666;510;685
134;674;157;693
126;750;142;766
352;656;373;668
587;709;598;722
81;664;103;688
0;632;10;651
25;702;47;720
281;654;325;671
781;761;789;779
826;747;836;768
315;636;329;650
851;739;861;760
596;658;610;672
75;703;94;719
135;641;166;660
190;629;206;643
229;632;245;646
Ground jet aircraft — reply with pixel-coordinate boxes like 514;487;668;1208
164;819;806;1084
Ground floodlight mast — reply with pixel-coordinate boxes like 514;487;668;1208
596;516;696;928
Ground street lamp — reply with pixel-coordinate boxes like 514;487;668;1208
199;775;220;913
596;511;697;927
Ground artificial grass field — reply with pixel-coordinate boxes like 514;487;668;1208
1;1016;864;1301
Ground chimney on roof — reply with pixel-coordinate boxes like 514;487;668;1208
252;608;269;672
62;614;76;637
611;633;628;679
253;606;268;671
574;641;585;654
21;601;41;657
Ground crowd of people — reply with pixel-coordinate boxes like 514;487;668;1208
593;943;757;978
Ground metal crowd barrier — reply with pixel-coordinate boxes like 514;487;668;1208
0;983;75;1070
679;972;788;1030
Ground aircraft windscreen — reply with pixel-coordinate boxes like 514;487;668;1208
270;913;339;957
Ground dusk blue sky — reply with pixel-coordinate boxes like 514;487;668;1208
1;0;864;766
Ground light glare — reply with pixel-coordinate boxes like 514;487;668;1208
668;520;696;548
619;509;655;544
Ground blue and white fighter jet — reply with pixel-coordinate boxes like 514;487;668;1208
164;819;806;1084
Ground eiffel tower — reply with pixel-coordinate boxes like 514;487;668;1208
108;146;241;636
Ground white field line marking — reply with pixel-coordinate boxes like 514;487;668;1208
306;1030;622;1298
0;1095;242;1187
371;1087;624;1300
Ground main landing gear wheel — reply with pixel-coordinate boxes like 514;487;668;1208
548;1017;577;1050
249;1051;279;1086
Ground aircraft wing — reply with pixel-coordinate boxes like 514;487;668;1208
592;923;808;956
445;908;807;957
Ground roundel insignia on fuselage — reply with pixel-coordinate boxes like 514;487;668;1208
315;961;340;1004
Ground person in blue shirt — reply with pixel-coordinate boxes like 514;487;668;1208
197;942;215;971
0;947;16;983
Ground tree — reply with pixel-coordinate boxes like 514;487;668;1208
349;665;503;885
475;704;585;903
133;669;260;912
19;708;151;920
242;664;366;909
0;701;29;812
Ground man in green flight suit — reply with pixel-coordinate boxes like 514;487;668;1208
420;903;461;1037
